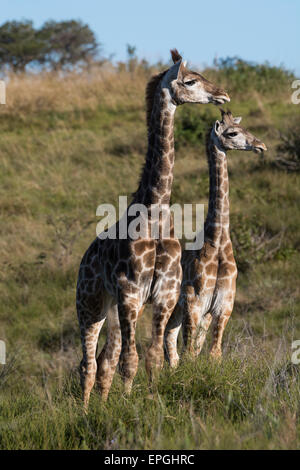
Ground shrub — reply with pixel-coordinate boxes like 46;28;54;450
206;57;294;96
174;107;215;149
275;123;300;171
231;215;285;272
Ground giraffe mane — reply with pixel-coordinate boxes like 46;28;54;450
145;69;168;128
205;127;214;164
132;69;169;202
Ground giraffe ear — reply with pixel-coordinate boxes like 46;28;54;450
214;120;222;136
234;117;242;124
167;59;183;81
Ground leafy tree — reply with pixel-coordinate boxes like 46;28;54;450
126;44;138;73
212;56;293;94
38;20;99;70
0;20;43;72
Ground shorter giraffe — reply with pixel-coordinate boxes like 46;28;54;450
165;110;267;365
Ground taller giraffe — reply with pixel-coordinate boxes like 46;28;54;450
165;110;267;366
76;50;230;407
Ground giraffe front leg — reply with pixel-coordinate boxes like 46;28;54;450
164;303;183;368
96;305;121;401
118;301;140;395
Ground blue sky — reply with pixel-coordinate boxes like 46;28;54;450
2;0;300;74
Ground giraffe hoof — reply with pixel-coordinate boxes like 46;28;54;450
210;349;222;360
100;392;109;402
146;392;155;400
83;402;89;414
124;381;133;395
169;359;179;369
183;350;197;361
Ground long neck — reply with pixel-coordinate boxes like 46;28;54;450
204;130;230;245
132;84;176;206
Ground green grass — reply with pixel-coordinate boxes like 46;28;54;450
1;351;299;450
0;66;300;449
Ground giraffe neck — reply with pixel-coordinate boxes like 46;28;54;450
132;83;176;207
204;129;230;246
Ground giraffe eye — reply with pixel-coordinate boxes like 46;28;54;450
184;79;197;86
227;132;238;138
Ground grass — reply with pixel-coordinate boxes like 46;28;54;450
1;349;299;450
0;63;300;449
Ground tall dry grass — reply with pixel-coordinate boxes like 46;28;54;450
4;67;150;115
3;58;293;117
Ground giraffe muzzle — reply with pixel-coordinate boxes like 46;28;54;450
253;142;267;153
212;93;231;105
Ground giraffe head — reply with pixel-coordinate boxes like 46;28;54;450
213;109;267;153
163;49;230;106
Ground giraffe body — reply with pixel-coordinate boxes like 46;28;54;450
165;110;267;365
76;50;230;407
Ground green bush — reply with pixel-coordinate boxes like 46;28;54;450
231;214;286;272
275;122;300;171
175;107;215;149
207;57;294;96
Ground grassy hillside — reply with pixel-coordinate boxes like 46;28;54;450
0;62;299;449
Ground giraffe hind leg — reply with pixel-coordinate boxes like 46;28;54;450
182;300;202;357
210;290;235;359
194;312;213;357
78;311;105;409
164;303;183;368
210;308;232;359
146;296;179;382
96;304;122;401
118;300;140;395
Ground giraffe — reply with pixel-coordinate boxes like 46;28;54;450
76;50;230;408
165;110;267;366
